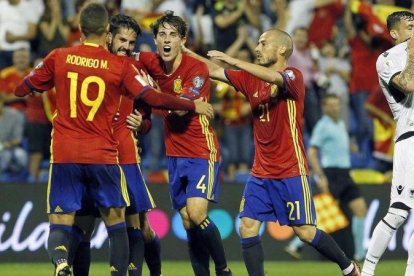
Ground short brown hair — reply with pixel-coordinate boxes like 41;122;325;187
80;3;108;37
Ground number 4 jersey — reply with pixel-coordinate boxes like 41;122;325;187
15;43;195;164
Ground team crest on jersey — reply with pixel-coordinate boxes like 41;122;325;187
385;60;394;69
193;76;205;88
174;78;182;93
285;70;295;80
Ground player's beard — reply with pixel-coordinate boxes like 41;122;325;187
115;47;131;57
257;56;277;67
108;42;131;57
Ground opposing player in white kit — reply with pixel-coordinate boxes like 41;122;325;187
362;11;414;276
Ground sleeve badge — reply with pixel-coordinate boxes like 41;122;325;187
193;76;205;88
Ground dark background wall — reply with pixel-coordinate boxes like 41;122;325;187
0;183;411;262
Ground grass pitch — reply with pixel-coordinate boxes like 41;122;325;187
0;260;406;275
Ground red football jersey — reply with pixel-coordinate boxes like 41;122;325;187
225;67;309;178
113;96;139;164
138;52;220;161
113;94;152;164
21;43;159;164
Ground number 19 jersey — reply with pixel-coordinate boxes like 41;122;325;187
23;43;151;164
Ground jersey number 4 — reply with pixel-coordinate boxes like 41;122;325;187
67;72;105;121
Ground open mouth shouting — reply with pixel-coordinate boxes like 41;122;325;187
117;48;130;56
163;45;172;54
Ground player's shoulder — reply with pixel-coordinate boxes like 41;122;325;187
377;41;407;63
135;51;156;62
184;54;208;71
283;66;303;81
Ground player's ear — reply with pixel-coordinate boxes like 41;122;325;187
181;36;187;47
279;46;287;56
389;29;398;41
107;32;113;46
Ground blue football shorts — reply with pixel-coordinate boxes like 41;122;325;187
168;157;219;210
122;163;156;215
47;163;129;214
239;175;316;226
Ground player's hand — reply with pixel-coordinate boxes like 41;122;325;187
207;50;237;66
131;65;150;86
194;97;214;118
126;109;143;132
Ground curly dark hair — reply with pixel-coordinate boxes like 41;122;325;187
109;14;141;37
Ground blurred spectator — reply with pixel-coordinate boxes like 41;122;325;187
212;0;260;52
0;93;27;176
0;47;32;114
66;0;89;47
271;0;339;35
308;0;345;47
308;94;367;261
289;27;322;135
189;0;215;51
121;0;153;23
214;79;251;181
318;40;351;128
153;0;186;18
36;0;70;58
365;89;394;174
344;0;387;153
0;0;39;69
25;58;54;183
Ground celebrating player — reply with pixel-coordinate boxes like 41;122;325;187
14;3;213;275
136;12;232;276
70;14;162;276
184;28;360;276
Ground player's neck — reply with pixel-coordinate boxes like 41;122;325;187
163;53;183;75
83;35;106;48
272;60;288;71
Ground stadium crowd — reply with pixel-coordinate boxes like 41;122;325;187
0;0;411;183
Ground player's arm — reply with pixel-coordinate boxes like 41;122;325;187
182;46;228;83
14;52;56;97
207;50;285;87
123;64;214;118
389;38;414;94
308;145;329;193
127;100;152;134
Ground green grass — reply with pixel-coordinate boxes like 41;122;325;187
0;260;406;275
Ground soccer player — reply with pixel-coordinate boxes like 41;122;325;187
71;14;162;276
362;11;414;276
136;12;232;276
184;28;360;276
14;3;213;276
